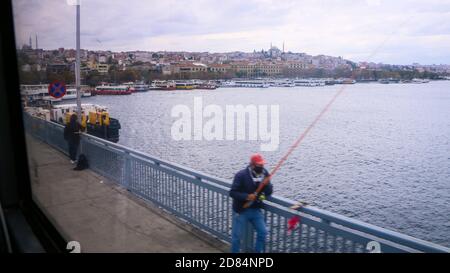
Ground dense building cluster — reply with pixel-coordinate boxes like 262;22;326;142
17;39;450;85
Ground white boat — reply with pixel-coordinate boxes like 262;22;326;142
82;89;92;97
152;80;176;90
233;80;270;88
220;81;238;88
412;78;430;84
94;84;132;95
20;84;63;104
61;88;77;100
273;79;295;87
134;81;150;92
294;79;326;87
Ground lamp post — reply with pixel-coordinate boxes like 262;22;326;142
75;1;81;121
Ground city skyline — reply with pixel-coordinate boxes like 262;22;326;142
12;0;450;65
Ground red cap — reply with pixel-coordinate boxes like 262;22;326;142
250;153;266;165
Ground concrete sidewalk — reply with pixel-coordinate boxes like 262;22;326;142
26;135;227;253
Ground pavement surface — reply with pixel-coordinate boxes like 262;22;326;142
26;135;227;253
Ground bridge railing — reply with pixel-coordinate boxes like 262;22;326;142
23;114;450;253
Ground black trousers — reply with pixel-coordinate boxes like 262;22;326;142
68;139;79;161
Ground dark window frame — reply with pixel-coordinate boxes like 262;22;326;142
0;0;67;253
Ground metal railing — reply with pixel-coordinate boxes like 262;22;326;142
23;114;450;253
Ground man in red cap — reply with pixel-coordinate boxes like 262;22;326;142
229;153;273;253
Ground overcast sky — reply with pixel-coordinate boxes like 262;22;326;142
12;0;450;65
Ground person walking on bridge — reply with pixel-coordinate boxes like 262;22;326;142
229;153;273;253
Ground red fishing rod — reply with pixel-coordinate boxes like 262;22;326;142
243;84;347;210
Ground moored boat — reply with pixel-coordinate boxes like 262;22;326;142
153;80;176;90
175;81;195;90
93;84;132;95
50;103;121;143
233;79;269;88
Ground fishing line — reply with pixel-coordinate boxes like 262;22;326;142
266;14;415;188
244;14;415;211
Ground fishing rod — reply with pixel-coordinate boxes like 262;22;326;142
243;16;415;235
243;84;347;209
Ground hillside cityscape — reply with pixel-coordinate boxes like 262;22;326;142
17;37;450;86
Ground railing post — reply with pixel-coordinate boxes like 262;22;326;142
320;218;332;253
124;151;131;190
44;119;49;143
242;221;254;253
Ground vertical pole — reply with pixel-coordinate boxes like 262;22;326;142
124;151;131;190
75;3;81;122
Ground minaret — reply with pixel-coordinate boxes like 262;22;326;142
29;35;32;48
283;41;285;53
270;42;273;57
35;34;38;49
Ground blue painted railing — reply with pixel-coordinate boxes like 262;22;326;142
23;114;450;253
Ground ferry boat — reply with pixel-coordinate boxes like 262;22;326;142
123;81;150;92
341;78;356;84
62;86;94;99
196;81;217;90
61;88;77;100
133;81;150;92
412;78;430;84
233;80;270;88
175;81;195;90
294;79;326;87
93;84;132;95
82;89;92;97
66;85;93;97
378;78;400;84
123;82;136;92
153;80;176;90
273;79;295;87
21;84;62;106
147;83;159;91
220;81;239;88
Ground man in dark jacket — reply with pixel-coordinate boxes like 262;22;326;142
64;113;82;163
229;153;273;253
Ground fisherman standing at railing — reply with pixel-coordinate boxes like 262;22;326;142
229;153;273;253
64;114;82;164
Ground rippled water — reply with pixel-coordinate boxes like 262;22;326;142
80;81;450;247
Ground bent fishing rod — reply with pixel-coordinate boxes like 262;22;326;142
243;85;347;209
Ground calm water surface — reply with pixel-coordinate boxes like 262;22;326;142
80;81;450;247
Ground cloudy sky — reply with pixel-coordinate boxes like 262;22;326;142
12;0;450;64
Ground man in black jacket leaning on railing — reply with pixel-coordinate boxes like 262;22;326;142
229;153;273;253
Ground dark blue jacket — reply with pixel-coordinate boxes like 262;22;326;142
229;166;273;213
